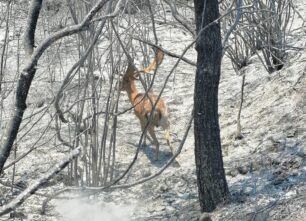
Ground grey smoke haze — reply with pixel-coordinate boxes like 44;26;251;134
55;198;136;221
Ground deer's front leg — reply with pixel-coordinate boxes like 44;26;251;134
140;120;153;147
140;120;148;147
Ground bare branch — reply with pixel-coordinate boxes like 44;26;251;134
0;147;81;216
222;0;243;54
132;37;196;66
54;20;107;123
163;0;195;37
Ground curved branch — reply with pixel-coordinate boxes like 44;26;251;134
54;20;107;123
222;0;243;55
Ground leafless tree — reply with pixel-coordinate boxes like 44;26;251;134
0;1;196;205
194;0;229;212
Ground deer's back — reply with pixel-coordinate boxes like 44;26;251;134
133;93;168;127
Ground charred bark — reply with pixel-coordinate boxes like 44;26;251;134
193;0;229;212
0;0;42;173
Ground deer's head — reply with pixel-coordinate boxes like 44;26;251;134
119;48;164;91
119;63;139;91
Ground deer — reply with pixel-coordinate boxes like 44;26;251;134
120;48;173;161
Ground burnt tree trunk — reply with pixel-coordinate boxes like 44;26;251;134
0;0;42;173
193;0;229;212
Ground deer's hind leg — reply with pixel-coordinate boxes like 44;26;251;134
148;126;160;161
164;128;174;155
159;116;174;155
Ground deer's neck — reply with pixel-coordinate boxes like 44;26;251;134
126;80;139;105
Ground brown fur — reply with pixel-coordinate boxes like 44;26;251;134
120;49;172;160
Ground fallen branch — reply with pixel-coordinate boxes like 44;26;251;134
0;147;81;217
